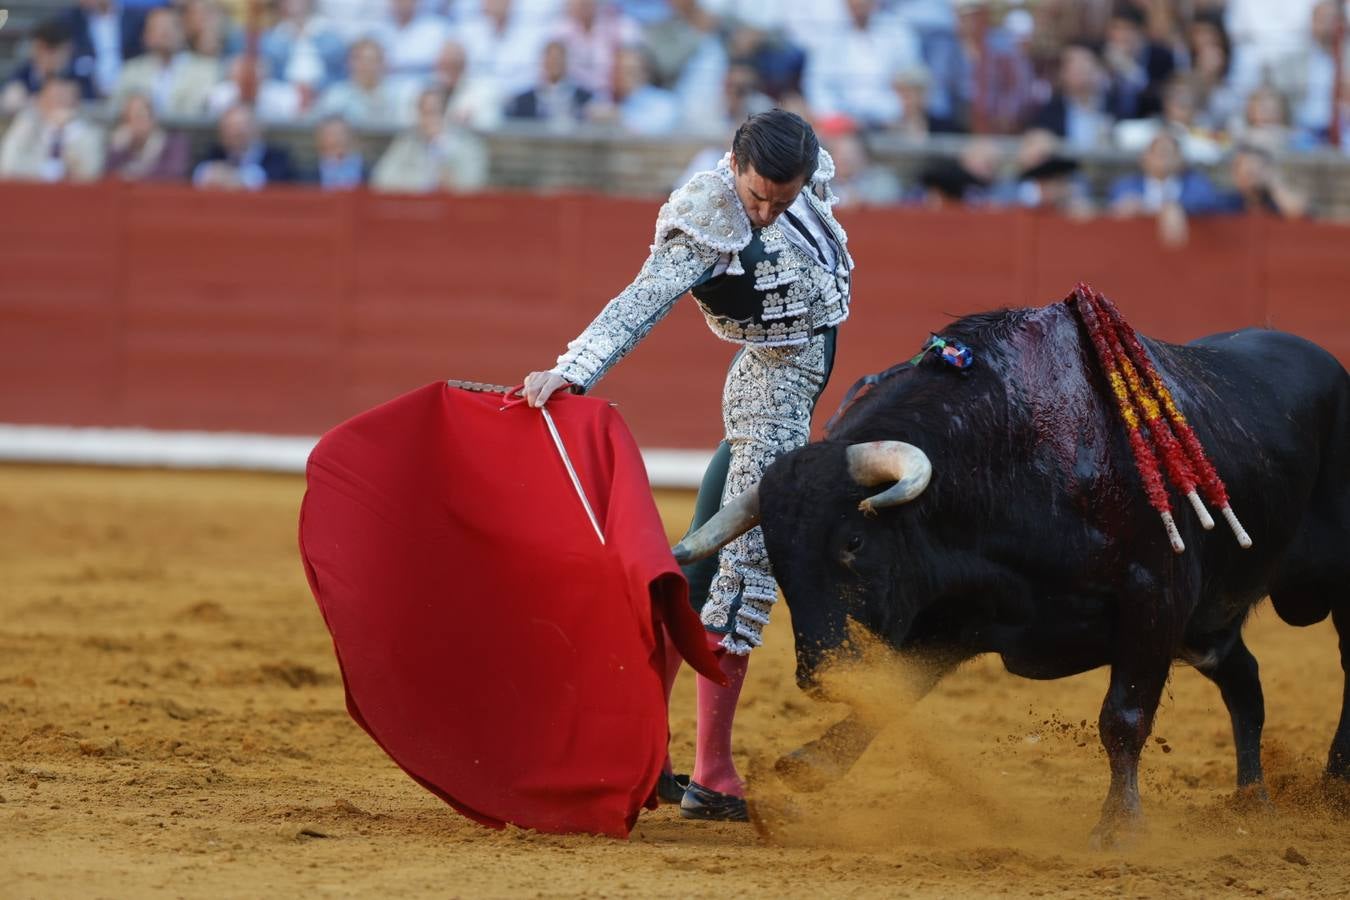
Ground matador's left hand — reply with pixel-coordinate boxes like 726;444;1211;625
521;371;574;408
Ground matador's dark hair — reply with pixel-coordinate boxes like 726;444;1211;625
731;109;819;185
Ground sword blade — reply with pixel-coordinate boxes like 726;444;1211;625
540;406;605;546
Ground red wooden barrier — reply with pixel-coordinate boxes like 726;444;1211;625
2;182;1348;450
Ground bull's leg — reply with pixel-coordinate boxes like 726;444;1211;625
774;711;883;792
1194;634;1269;807
1327;605;1350;784
1092;655;1171;849
775;656;959;792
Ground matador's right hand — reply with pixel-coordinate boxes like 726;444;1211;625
521;371;574;408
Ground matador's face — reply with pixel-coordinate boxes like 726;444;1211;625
731;157;806;229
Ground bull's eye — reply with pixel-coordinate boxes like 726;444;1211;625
845;535;864;554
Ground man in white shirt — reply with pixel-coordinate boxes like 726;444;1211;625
375;0;450;96
802;0;922;127
317;37;407;126
1277;1;1350;140
0;79;104;182
114;7;220;117
1225;0;1322;97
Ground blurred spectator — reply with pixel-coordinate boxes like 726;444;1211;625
1217;143;1310;218
667;20;731;129
1277;1;1350;143
504;39;593;128
927;0;1034;134
1099;5;1176;120
181;0;234;60
371;87;488;192
308;116;368;189
885;66;961;139
1115;76;1226;165
1018;155;1090;216
1332;67;1350;152
0;80;105;183
375;0;451;94
716;0;848;51
61;0;148;97
642;0;716;88
207;55;303;123
317;38;406;127
801;0;922;128
105;91;191;181
317;0;386;43
2;20;98;115
1162;76;1225;163
1232;84;1297;154
915;137;999;207
1184;14;1240;133
823;125;903;207
421;39;503;131
259;0;346;95
458;0;547;102
586;47;679;135
1110;130;1224;215
682;56;774;136
549;0;641;100
193;103;297;189
888;0;956;35
114;8;221;117
1109;131;1223;247
993;129;1093;217
1225;0;1322;97
1028;43;1112;151
613;0;667;25
720;22;806;99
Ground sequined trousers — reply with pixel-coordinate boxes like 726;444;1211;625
694;331;833;654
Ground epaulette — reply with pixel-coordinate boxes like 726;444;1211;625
653;169;753;265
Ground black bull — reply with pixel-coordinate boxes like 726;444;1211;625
675;303;1350;846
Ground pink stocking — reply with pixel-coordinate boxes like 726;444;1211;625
692;639;749;797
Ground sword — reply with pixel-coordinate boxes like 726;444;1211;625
446;379;606;546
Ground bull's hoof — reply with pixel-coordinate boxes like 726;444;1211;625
1089;811;1145;851
1229;783;1275;815
773;746;847;793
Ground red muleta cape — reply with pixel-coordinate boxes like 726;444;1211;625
298;382;722;838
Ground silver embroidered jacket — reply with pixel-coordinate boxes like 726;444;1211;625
551;150;854;391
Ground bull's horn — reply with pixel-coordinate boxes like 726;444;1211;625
671;488;760;564
847;441;932;515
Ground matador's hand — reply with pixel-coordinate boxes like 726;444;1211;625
521;371;574;408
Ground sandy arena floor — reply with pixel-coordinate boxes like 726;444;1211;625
2;464;1349;899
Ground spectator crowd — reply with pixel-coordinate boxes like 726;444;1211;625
0;0;1346;226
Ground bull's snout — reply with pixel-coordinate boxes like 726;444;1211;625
794;631;864;699
794;644;839;700
794;664;824;697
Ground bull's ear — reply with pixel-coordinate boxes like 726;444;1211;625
846;441;931;514
671;488;760;564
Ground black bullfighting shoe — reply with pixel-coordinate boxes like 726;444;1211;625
657;771;691;804
679;780;750;822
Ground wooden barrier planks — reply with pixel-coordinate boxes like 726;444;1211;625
0;182;1347;449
